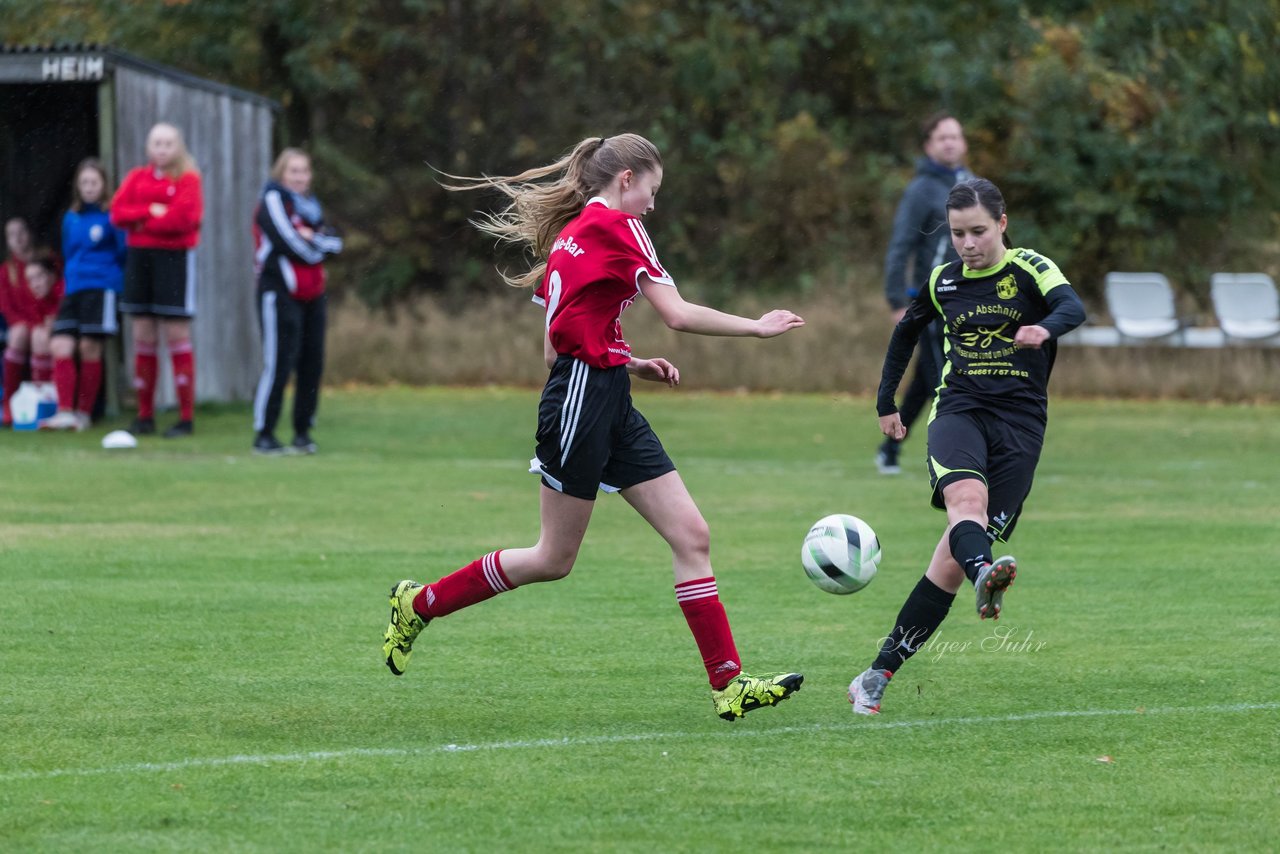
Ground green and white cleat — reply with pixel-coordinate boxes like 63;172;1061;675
383;580;428;675
848;667;892;715
974;555;1017;620
712;672;803;721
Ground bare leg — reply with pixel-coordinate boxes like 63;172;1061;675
923;534;967;594
621;470;711;584
926;476;991;592
131;315;158;347
497;485;596;586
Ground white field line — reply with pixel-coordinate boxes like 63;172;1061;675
3;701;1275;784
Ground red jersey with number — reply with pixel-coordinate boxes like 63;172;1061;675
532;198;674;369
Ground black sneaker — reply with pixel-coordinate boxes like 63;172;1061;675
129;416;156;436
163;420;194;438
875;439;901;475
290;434;318;455
253;433;286;456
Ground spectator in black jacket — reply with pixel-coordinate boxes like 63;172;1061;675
251;148;342;455
877;112;971;474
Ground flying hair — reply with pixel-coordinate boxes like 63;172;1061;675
442;133;663;288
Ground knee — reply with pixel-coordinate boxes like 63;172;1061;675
946;484;987;520
672;515;711;561
6;324;30;350
538;562;574;582
527;546;578;582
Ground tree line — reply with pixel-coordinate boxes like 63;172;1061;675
4;0;1277;308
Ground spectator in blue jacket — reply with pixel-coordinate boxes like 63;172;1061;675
42;159;127;430
876;112;971;475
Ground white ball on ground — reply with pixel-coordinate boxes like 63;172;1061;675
101;429;139;450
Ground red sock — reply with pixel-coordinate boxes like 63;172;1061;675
134;342;157;419
170;339;194;421
413;551;515;620
30;354;52;383
3;348;26;417
676;577;742;689
53;357;77;410
77;359;102;415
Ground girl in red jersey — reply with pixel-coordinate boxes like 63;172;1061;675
383;134;807;721
110;122;203;438
1;220;62;426
2;253;64;424
1;217;38;424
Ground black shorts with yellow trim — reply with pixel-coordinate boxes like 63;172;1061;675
529;354;676;501
926;407;1045;543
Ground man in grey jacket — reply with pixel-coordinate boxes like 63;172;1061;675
877;112;971;474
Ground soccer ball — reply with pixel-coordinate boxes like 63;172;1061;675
801;514;881;595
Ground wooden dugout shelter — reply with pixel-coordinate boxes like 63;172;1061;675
0;44;277;406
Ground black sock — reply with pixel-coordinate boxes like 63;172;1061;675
871;575;956;673
949;519;994;584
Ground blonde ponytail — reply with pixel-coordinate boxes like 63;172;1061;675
444;133;662;288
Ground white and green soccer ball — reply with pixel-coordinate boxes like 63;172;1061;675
801;514;881;594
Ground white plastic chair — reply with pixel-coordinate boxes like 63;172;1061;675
1210;273;1280;341
1104;272;1183;342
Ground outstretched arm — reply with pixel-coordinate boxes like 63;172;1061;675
640;274;804;337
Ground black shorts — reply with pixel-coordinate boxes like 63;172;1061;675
120;248;197;317
926;408;1045;543
530;355;676;500
52;289;120;337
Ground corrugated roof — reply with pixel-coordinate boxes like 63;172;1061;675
0;42;108;53
0;43;279;110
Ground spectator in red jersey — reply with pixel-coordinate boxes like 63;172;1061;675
2;216;64;425
381;134;808;722
1;217;36;423
110;122;203;438
1;217;35;425
251;148;343;455
0;253;63;425
1;218;36;329
41;158;129;431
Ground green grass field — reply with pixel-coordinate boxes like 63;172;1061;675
2;387;1277;851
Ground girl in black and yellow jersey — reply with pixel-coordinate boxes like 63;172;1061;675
850;178;1086;715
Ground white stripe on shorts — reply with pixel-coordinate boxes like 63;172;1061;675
558;359;588;467
185;250;198;315
100;290;118;335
